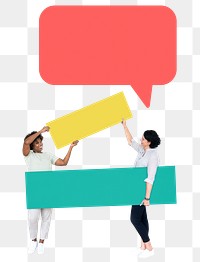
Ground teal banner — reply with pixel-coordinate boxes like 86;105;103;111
25;166;176;209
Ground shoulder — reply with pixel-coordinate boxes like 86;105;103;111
147;149;159;158
148;149;159;161
43;152;59;165
42;152;56;159
150;149;158;155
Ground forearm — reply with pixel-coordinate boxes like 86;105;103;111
145;182;153;199
55;141;78;166
62;146;73;165
123;125;133;144
24;130;42;145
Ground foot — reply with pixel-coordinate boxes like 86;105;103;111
137;247;146;255
140;240;146;250
37;242;45;255
137;240;146;254
137;247;146;254
28;240;38;254
138;249;154;258
144;241;153;251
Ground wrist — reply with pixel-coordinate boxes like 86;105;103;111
145;197;150;201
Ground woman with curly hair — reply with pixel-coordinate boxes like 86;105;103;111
23;126;78;255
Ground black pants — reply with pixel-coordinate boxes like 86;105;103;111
130;205;150;243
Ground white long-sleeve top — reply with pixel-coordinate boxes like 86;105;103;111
130;139;159;185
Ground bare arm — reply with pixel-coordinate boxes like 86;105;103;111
22;126;49;156
142;183;153;206
121;119;133;145
55;140;79;166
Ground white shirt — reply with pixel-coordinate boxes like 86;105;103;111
24;150;59;171
130;139;159;185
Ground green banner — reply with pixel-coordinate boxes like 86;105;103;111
25;166;176;209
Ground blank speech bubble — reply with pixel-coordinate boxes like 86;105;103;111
39;6;176;107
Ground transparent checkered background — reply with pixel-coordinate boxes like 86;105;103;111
0;0;199;261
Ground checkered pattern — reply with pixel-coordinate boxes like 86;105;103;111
0;0;199;261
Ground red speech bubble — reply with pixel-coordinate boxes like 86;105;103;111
39;6;176;107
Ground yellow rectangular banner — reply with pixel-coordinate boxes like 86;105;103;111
47;92;132;149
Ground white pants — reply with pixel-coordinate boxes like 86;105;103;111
28;208;52;240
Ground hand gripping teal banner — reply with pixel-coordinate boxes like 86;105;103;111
25;166;176;209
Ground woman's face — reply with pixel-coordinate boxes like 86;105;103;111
141;135;151;149
32;138;43;153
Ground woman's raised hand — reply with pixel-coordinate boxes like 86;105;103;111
40;126;50;133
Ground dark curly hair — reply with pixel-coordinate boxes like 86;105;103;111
143;130;161;149
24;131;43;150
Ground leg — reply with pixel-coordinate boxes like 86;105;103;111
130;205;150;243
28;209;40;240
28;209;40;254
141;206;149;234
40;208;52;241
140;240;146;250
141;207;153;251
131;206;154;258
140;209;148;249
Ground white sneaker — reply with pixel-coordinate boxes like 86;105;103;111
138;249;154;258
137;248;146;255
37;243;45;254
28;240;38;254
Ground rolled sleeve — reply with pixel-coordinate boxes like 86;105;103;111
144;177;154;185
52;156;59;165
48;153;59;165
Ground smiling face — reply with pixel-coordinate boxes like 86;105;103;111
141;135;151;150
32;138;43;153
